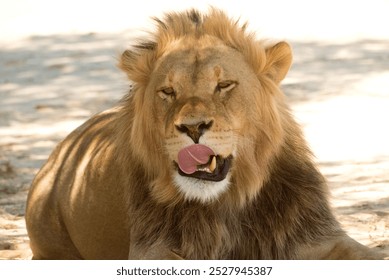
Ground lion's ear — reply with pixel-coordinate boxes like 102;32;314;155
119;45;156;84
119;49;146;83
120;49;136;71
264;41;292;84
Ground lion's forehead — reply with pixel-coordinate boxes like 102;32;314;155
155;44;243;85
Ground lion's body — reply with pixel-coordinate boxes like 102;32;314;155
26;9;384;259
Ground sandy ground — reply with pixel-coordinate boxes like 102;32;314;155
0;1;389;260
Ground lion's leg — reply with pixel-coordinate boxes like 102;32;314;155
27;213;83;260
298;235;385;260
29;235;83;260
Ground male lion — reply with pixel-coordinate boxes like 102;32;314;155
26;8;384;259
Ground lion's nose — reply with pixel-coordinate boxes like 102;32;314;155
175;120;213;144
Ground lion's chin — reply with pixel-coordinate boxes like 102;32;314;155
171;155;232;202
173;173;231;203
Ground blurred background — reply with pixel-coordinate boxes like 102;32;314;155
1;0;388;259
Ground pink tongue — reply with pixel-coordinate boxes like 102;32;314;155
177;144;215;174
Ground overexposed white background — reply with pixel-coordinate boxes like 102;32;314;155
1;0;389;42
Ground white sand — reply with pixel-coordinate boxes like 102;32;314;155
0;1;388;259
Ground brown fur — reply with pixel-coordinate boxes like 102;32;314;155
26;8;384;259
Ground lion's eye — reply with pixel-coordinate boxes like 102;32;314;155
158;87;176;102
216;81;236;93
161;87;175;95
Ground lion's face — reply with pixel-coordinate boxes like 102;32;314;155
120;11;292;205
148;38;259;202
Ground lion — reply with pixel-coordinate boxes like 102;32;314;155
25;8;385;260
